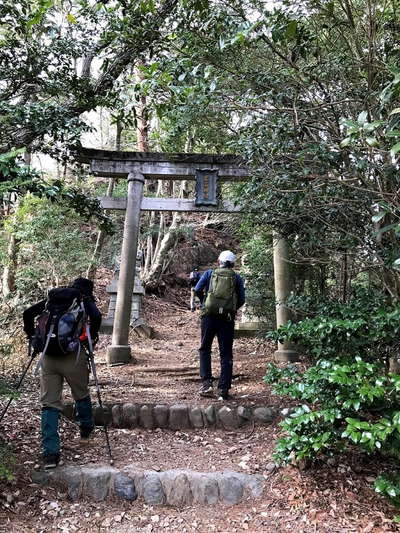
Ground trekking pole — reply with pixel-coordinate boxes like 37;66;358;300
85;326;114;465
0;340;37;425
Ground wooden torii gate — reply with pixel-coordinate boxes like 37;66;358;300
77;147;297;366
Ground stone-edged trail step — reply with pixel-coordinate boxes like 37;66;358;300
32;465;264;506
136;365;198;374
63;402;279;431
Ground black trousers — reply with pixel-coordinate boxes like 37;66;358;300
199;315;235;390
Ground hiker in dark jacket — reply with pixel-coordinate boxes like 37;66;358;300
188;267;202;311
23;277;102;469
194;251;245;400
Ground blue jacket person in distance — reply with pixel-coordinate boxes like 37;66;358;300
194;250;245;400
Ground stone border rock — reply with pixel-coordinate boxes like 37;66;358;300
32;466;264;506
63;403;278;431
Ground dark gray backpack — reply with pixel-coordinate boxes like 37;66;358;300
32;287;85;356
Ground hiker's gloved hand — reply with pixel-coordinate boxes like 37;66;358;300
26;335;35;346
27;337;40;356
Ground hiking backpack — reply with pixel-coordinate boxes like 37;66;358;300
204;268;237;318
32;287;86;357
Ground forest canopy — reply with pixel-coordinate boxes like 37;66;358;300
1;0;400;343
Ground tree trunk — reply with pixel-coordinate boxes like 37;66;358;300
2;196;20;298
342;251;348;303
143;211;155;272
2;233;19;298
1;153;32;296
136;89;149;152
142;212;181;291
86;120;121;279
135;71;160;282
152;213;165;261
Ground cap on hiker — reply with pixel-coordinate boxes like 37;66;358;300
71;277;94;296
218;250;236;265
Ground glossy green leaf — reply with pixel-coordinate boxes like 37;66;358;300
390;142;400;156
285;21;297;40
357;111;368;125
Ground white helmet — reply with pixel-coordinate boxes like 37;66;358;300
218;250;236;264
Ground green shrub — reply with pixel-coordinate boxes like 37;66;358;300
375;474;400;508
265;295;400;507
267;292;400;362
4;195;96;298
266;357;400;463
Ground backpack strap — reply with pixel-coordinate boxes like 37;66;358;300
34;321;55;375
73;301;87;366
208;270;214;291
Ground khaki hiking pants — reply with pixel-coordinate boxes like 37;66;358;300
40;351;90;411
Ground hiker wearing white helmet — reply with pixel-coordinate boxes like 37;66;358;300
194;250;245;400
218;250;236;264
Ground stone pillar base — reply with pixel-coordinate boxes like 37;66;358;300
273;349;299;363
106;345;133;366
235;321;266;338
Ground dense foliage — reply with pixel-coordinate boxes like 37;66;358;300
0;0;181;154
135;0;400;302
1;151;113;232
265;293;400;506
266;357;400;460
3;196;96;294
268;290;400;361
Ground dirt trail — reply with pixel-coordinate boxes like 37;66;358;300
95;293;275;407
0;294;399;532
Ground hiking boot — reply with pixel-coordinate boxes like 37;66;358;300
43;453;60;470
217;389;230;401
199;380;213;397
75;396;94;434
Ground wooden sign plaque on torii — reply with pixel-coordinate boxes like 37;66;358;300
77;148;298;366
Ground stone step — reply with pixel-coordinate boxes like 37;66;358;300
99;318;154;337
137;365;197;374
62;402;278;431
32;465;264;506
234;321;272;338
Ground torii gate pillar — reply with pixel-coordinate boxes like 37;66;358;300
106;172;145;365
273;235;299;362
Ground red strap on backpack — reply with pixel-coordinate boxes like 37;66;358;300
79;325;88;342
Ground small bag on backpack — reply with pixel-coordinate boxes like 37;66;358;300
204;268;237;319
32;287;86;357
